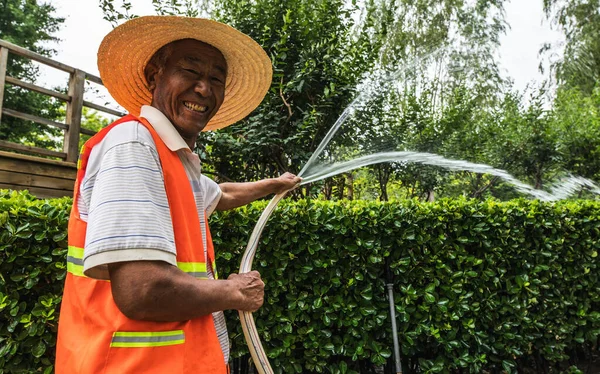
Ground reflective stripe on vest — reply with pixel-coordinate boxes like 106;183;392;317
66;246;84;277
67;246;210;280
110;330;185;348
177;261;208;279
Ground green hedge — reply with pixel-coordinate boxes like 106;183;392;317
0;190;70;374
1;189;599;373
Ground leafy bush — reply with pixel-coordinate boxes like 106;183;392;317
1;190;599;373
215;198;600;373
0;190;70;374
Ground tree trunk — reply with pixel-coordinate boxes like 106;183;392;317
426;190;435;201
345;173;354;200
535;166;543;189
336;176;345;200
376;165;390;202
323;179;333;200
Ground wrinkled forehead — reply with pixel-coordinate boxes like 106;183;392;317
152;38;228;70
181;54;227;76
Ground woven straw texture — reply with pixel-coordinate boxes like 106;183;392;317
98;16;272;131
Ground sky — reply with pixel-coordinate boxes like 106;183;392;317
38;0;565;110
499;0;564;93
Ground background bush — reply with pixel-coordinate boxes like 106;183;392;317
0;190;70;374
1;189;599;373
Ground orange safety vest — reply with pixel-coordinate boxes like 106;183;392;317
56;114;227;374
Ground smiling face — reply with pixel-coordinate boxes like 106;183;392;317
145;39;227;147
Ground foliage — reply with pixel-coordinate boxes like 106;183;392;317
352;84;600;202
100;0;204;25
215;197;600;373
0;0;65;150
348;0;510;200
2;189;599;373
201;0;509;193
543;0;600;93
480;90;560;190
550;86;600;183
0;190;70;374
359;0;507;92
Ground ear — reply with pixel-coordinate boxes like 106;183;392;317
144;62;160;93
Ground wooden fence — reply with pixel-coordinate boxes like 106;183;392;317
0;39;124;198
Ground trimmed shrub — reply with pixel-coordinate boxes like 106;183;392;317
215;198;600;373
1;190;599;373
0;190;70;374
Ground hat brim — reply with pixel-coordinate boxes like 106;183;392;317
98;16;272;131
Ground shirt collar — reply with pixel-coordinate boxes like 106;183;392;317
139;105;190;152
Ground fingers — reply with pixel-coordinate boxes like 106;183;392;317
228;271;265;312
277;172;302;193
282;172;302;182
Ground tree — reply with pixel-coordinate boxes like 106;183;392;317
322;0;510;201
0;0;64;150
495;91;560;189
543;0;600;93
551;86;600;182
202;0;376;188
541;0;600;194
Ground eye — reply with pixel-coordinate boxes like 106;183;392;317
184;68;199;75
211;76;225;84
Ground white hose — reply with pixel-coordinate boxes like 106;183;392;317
238;192;287;374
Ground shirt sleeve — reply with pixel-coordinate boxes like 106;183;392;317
201;174;222;216
81;139;177;280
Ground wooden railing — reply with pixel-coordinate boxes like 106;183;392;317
0;39;125;162
0;39;125;197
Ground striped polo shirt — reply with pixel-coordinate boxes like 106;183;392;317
76;105;230;363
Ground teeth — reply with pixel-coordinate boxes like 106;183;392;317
184;102;208;113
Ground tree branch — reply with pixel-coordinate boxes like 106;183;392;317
280;76;293;119
471;176;500;199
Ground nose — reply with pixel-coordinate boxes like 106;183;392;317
194;78;212;97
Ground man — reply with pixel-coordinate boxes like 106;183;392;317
56;16;300;374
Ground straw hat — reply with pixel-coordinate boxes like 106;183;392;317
97;16;272;131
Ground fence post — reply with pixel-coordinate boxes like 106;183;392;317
64;69;85;163
0;47;9;124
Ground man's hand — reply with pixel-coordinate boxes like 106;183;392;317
273;172;302;194
227;271;265;312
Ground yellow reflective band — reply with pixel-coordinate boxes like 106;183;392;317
67;246;85;277
177;261;208;279
67;262;85;277
68;246;84;260
110;330;185;348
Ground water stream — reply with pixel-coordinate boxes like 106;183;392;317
298;150;600;201
294;49;600;202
